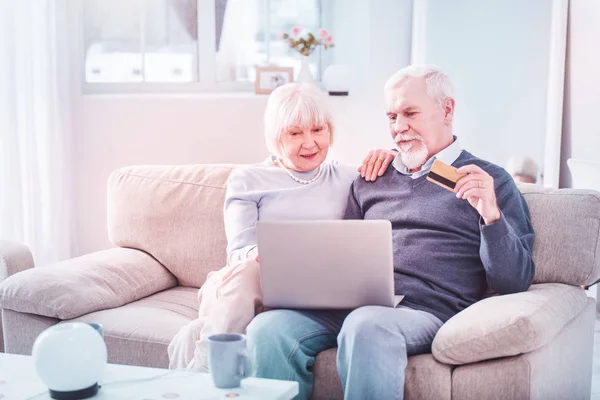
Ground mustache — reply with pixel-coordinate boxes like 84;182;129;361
394;134;423;143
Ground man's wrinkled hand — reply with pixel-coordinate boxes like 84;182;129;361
454;164;501;225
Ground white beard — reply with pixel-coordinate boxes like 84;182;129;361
399;141;429;170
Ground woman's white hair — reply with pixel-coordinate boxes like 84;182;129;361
384;64;454;104
264;82;334;156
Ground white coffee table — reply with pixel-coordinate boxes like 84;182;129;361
0;353;298;400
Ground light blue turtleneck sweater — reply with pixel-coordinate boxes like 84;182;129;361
224;156;358;265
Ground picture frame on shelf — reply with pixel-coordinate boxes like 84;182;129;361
255;66;294;95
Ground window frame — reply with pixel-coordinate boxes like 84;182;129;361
76;0;326;95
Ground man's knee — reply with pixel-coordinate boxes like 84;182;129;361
338;306;397;343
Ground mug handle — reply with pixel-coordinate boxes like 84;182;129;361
237;351;254;378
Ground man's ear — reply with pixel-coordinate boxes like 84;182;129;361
443;98;455;125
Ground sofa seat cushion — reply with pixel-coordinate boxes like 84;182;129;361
311;349;451;400
66;286;198;368
432;283;588;365
0;248;177;320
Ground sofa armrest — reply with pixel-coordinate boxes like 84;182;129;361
432;283;589;365
0;241;34;281
0;248;177;320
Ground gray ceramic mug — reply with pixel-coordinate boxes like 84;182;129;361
207;333;252;389
87;322;104;338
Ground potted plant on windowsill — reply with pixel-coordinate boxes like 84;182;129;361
281;26;334;84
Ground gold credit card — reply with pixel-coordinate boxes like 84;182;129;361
426;159;466;191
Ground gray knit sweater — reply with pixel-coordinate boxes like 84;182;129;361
344;150;535;322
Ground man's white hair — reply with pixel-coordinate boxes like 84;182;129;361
384;64;454;104
264;83;334;156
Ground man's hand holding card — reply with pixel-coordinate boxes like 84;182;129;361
427;159;501;225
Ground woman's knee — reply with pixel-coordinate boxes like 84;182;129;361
246;310;300;367
246;309;289;342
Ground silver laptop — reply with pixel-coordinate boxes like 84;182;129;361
256;220;396;309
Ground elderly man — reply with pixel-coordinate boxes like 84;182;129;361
245;65;535;400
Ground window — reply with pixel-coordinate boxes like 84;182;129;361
81;0;327;92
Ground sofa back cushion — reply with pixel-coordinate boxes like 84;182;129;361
520;184;600;286
107;165;234;287
107;165;600;288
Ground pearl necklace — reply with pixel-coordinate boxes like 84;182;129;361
276;158;322;185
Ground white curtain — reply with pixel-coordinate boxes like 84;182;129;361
216;0;258;81
0;0;73;265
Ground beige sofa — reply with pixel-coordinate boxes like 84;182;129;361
1;164;599;400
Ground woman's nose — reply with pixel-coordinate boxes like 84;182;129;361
303;133;316;147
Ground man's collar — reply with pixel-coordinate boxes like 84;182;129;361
434;136;463;166
393;136;463;175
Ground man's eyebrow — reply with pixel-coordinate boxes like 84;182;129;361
387;106;419;114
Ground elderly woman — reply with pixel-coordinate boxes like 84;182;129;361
168;82;395;371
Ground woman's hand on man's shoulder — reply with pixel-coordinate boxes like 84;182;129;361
358;149;397;181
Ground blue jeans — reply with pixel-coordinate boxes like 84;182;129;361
245;305;443;400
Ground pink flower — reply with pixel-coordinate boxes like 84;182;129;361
290;26;302;38
276;31;285;40
318;28;330;39
323;34;333;45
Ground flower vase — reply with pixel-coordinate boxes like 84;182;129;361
297;56;315;84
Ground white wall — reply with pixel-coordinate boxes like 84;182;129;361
72;0;414;256
73;0;593;256
559;0;600;188
74;95;266;255
414;0;554;171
